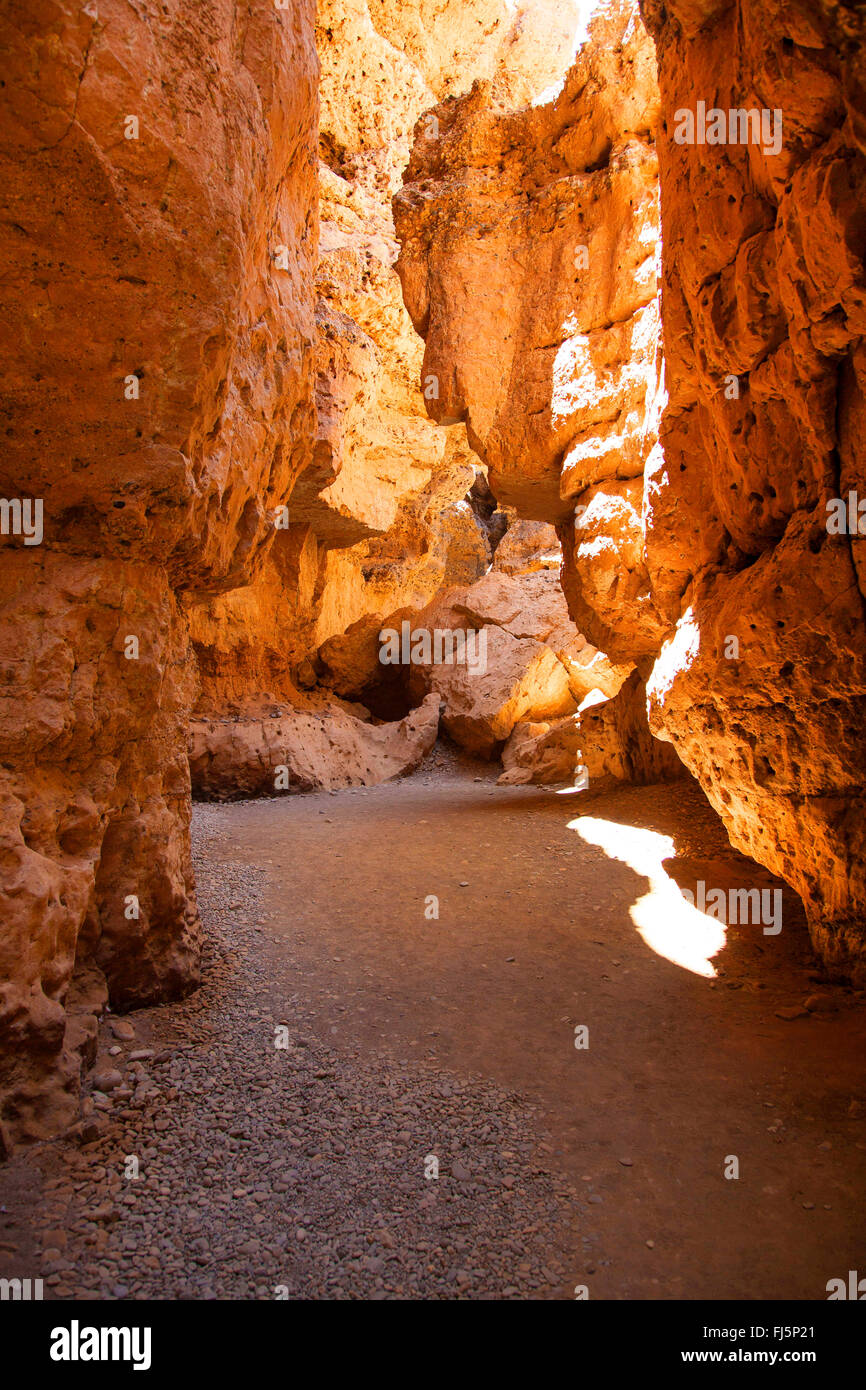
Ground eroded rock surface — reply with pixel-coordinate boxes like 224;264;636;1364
0;0;318;1146
186;0;587;716
189;694;441;800
396;0;866;976
640;0;866;977
395;0;668;668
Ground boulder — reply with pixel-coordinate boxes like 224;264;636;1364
189;694;441;799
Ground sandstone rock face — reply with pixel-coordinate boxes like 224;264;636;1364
190;694;441;800
500;715;584;785
186;0;588;719
580;670;686;790
393;3;676;755
395;0;662;546
500;670;685;788
398;525;627;757
493;521;561;577
183;1;599;802
640;0;866;977
451;568;629;703
395;0;669;680
395;0;866;977
410;622;578;758
0;0;319;1147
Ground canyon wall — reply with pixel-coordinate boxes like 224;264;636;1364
186;0;589;718
0;0;624;1148
396;0;866;977
640;0;866;978
394;0;678;761
0;0;319;1148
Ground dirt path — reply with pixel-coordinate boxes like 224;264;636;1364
2;754;864;1300
224;761;866;1299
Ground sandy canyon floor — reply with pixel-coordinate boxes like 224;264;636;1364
1;748;865;1300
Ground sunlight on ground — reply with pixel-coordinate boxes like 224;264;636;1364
568;816;726;977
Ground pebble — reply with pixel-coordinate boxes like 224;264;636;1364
92;1069;123;1092
109;1020;136;1041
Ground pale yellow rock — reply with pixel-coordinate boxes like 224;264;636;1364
189;694;442;799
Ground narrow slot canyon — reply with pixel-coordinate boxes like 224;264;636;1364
1;0;865;1323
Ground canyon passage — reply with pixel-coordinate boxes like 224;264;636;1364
1;0;865;1307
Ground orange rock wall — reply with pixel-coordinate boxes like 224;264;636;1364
396;0;866;974
641;0;866;977
0;0;319;1147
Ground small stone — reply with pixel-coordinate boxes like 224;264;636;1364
109;1019;136;1041
92;1069;123;1092
87;1204;118;1223
77;1119;104;1143
618;1157;633;1167
775;1007;808;1020
451;1160;471;1181
645;1239;654;1249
